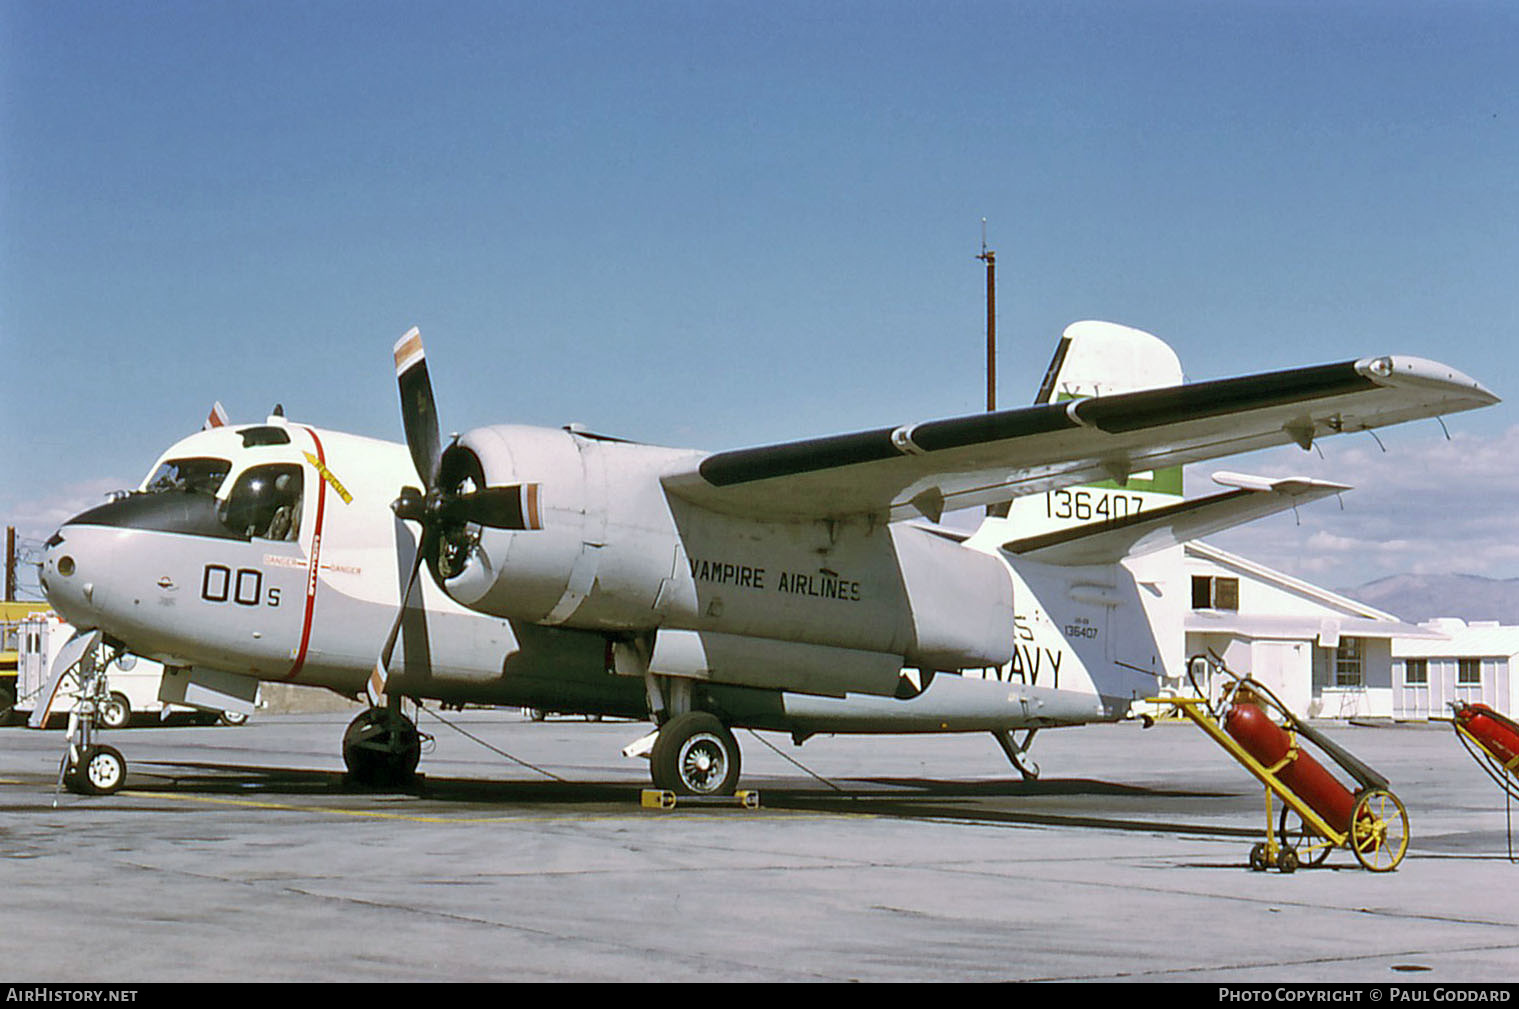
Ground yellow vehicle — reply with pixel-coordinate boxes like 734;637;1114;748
1;601;53;724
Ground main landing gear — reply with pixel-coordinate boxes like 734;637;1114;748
649;711;742;797
342;704;423;787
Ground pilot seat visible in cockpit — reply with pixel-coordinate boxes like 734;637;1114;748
221;465;304;542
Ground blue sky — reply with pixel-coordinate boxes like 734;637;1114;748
3;1;1517;593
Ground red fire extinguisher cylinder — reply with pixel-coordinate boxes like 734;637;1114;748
1225;700;1358;834
1454;703;1519;768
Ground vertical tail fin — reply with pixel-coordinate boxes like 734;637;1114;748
1034;320;1184;405
1011;322;1185;531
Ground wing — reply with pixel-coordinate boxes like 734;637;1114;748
661;355;1497;522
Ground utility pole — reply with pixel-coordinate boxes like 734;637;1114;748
978;222;1010;518
978;219;996;414
4;526;14;602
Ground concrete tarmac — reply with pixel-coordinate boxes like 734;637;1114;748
2;709;1517;983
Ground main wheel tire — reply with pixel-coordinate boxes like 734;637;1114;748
650;712;741;797
218;710;249;726
342;708;422;787
99;693;132;730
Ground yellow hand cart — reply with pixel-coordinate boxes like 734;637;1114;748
1149;666;1409;873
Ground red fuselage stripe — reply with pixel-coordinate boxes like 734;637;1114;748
284;427;328;680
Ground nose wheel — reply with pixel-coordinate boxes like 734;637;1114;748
650;712;741;797
62;743;127;796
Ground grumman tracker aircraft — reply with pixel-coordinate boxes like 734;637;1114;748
38;322;1497;796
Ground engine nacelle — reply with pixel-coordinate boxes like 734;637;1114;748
431;425;591;621
431;425;685;629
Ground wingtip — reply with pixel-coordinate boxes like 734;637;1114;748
1357;355;1500;405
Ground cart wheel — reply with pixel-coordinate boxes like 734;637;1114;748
1249;842;1269;872
1350;788;1409;872
1278;848;1299;874
1277;806;1333;867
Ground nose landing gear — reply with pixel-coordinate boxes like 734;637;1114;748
48;635;130;797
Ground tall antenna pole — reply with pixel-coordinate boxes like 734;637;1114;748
979;222;1009;518
977;219;996;413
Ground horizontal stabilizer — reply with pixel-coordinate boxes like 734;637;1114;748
1000;474;1348;566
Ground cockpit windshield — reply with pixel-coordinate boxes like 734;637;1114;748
143;457;232;496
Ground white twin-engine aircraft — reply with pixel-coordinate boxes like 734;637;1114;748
39;322;1497;795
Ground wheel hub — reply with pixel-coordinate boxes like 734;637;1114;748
679;736;727;792
87;752;121;790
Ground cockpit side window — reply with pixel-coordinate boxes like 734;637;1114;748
144;457;231;496
220;464;304;541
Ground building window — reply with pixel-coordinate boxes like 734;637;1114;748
1335;638;1364;687
1404;658;1428;686
1191;575;1239;611
1458;658;1482;686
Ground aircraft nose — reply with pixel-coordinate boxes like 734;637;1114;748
39;520;110;631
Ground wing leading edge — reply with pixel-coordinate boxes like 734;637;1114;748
662;355;1497;522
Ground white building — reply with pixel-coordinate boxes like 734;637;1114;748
1391;619;1519;720
1182;541;1447;719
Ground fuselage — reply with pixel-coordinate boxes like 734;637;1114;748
40;416;1157;735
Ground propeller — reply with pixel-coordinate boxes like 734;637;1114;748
393;327;442;490
367;327;541;706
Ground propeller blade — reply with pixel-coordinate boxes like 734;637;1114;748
452;484;543;530
394;327;442;488
367;531;430;707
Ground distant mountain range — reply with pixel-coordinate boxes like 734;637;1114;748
1337;574;1519;625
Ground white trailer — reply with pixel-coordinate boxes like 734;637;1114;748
16;613;254;728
